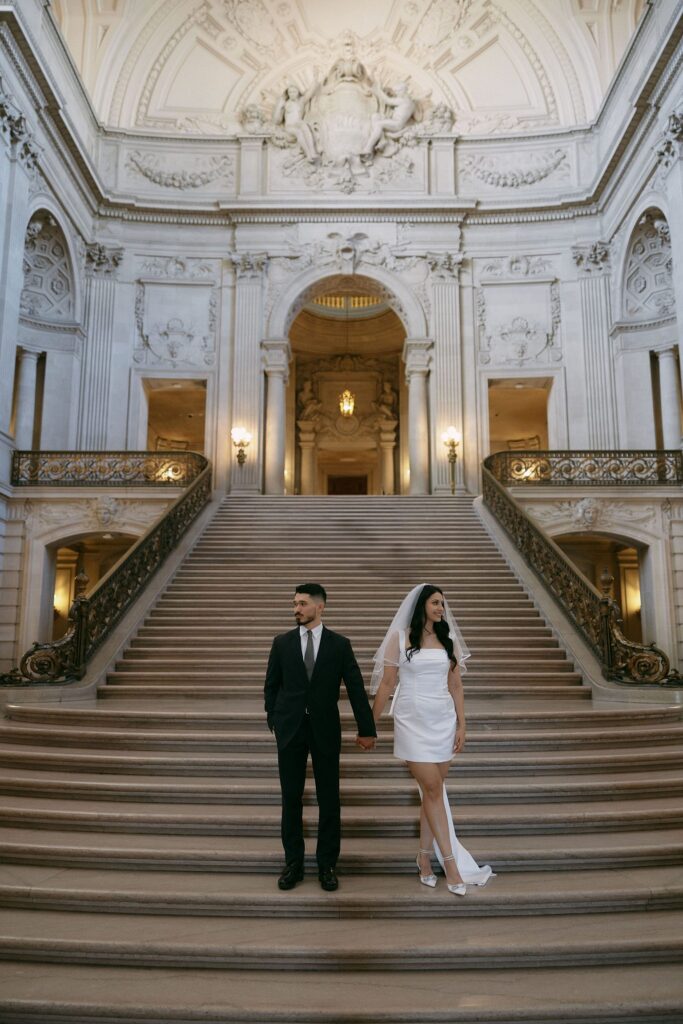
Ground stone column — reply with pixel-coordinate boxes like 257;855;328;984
230;253;268;493
0;82;37;480
429;254;464;493
77;244;123;449
13;349;40;449
657;347;682;449
403;338;433;495
297;421;317;495
261;338;291;494
379;420;397;495
571;242;619;448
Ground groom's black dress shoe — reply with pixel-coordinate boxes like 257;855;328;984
278;862;304;890
318;867;338;891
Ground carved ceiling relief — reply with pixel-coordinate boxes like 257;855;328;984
622;211;675;322
106;0;598;146
296;353;399;449
20;213;75;323
476;269;562;368
133;260;219;369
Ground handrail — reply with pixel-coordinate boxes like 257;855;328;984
1;451;211;686
485;449;683;487
482;453;682;686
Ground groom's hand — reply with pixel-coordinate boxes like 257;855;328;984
356;735;375;751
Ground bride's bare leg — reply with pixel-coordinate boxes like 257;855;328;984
407;760;463;885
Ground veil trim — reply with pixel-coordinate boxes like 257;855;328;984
369;583;471;694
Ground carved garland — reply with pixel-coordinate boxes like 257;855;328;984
127;151;234;189
462;149;567;188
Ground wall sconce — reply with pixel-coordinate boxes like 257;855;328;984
339;389;355;417
441;426;461;495
231;426;252;466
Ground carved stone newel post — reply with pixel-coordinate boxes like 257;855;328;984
403;338;433;495
262;338;291;494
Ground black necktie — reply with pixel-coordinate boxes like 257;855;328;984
304;629;315;680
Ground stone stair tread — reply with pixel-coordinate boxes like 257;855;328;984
2;908;682;970
2;863;682;915
2;826;682;858
1;962;681;1023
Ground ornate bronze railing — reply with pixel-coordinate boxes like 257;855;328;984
485;449;683;487
11;450;206;487
483;454;681;686
1;451;211;686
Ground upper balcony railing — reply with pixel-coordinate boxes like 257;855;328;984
11;449;206;487
485;449;683;488
483;450;682;687
1;450;212;687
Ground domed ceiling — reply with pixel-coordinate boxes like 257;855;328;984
52;0;645;137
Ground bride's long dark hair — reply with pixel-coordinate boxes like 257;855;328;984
406;584;457;670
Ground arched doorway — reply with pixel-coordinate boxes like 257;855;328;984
285;276;406;495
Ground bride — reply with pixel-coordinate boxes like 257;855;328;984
369;584;494;895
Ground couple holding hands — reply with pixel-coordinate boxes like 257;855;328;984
264;582;494;894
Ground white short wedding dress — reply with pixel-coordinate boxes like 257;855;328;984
391;629;493;886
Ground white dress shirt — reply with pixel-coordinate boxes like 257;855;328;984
300;622;323;663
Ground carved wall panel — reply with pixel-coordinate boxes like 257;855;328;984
459;146;572;193
20;213;75;323
622;211;675;322
476;276;562;368
122;148;236;194
133;260;219;369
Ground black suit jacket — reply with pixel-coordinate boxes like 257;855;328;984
264;625;377;751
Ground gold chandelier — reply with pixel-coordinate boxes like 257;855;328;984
339;388;355;417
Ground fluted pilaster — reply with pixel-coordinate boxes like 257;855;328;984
572;242;618;448
430;255;464;493
77;244;123;449
230;253;268;493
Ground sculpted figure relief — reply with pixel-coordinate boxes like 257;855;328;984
274;81;321;163
362;81;416;158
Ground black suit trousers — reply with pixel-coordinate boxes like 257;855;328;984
277;713;340;869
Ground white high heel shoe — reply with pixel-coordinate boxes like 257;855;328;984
416;848;437;888
443;854;467;896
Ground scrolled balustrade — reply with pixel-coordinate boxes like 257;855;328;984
11;449;206;487
485;449;683;487
483;453;681;687
1;451;211;686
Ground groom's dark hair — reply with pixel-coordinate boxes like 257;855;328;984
295;582;327;603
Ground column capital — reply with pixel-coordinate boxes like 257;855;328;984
85;243;124;276
261;338;291;377
403;337;433;376
655;345;678;360
229;251;269;279
656;108;683;170
17;348;41;363
571;241;611;274
426;252;463;281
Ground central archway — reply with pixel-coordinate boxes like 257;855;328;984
286;275;406;495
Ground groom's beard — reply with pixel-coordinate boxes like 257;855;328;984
294;613;316;625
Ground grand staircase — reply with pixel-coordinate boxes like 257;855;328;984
1;496;682;1022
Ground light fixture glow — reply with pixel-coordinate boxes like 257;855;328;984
339;389;355;417
231;426;252;465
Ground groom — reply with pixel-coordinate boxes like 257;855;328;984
264;583;376;892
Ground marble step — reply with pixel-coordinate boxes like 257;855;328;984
97;684;592;700
1;908;682;971
2;865;683;919
0;795;681;836
1;962;681;1024
2;827;682;872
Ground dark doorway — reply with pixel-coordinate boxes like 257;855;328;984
328;475;368;495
